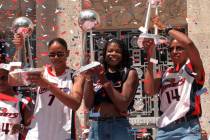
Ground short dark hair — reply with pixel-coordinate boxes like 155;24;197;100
48;38;68;50
102;38;131;71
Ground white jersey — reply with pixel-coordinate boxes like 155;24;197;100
157;60;203;128
0;94;22;140
26;66;74;140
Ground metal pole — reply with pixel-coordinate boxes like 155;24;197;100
89;30;94;61
145;1;152;33
27;37;34;68
154;7;159;35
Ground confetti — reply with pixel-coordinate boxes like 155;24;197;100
83;0;92;9
42;5;46;9
135;2;141;7
40;52;48;56
196;87;208;96
60;31;67;35
36;0;45;5
11;0;17;3
89;112;100;117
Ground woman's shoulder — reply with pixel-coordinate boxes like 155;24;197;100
122;67;138;76
120;67;138;82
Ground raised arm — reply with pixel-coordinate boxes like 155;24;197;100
168;29;205;81
48;74;85;110
152;16;204;81
143;38;161;96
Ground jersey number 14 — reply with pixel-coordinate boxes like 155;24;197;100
165;88;180;104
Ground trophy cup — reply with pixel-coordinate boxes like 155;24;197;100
137;0;167;48
9;17;43;86
75;9;101;75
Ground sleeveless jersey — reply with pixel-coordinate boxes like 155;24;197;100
26;66;73;140
157;60;204;128
0;94;23;140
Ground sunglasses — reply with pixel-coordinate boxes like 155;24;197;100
48;52;66;58
168;46;185;53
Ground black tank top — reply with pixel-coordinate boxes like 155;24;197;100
93;69;127;106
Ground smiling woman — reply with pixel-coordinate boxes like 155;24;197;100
83;38;139;140
144;17;205;140
12;36;85;140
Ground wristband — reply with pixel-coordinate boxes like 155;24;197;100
149;58;158;64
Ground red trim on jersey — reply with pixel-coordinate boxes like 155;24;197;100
196;79;205;85
191;96;201;115
0;93;19;102
186;62;205;85
186;62;193;71
175;64;180;72
196;69;205;85
47;65;66;77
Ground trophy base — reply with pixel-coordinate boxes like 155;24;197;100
137;33;168;48
9;68;43;86
73;61;101;76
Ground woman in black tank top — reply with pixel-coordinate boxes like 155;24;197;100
84;39;139;140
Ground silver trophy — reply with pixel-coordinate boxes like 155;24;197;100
76;10;102;75
78;9;100;62
12;16;34;68
9;17;42;86
137;0;167;49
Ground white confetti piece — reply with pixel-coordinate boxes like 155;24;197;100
42;5;46;9
139;26;147;33
135;2;141;7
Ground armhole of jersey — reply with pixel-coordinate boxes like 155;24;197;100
185;62;205;85
18;96;32;124
122;67;136;83
70;69;75;84
185;63;195;77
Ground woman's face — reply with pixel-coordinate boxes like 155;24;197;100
0;69;9;92
48;41;69;68
169;39;187;65
105;42;122;67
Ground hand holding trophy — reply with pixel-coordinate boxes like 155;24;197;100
137;0;168;49
9;17;43;86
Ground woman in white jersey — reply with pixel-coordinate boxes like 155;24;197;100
143;17;205;140
13;36;85;140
